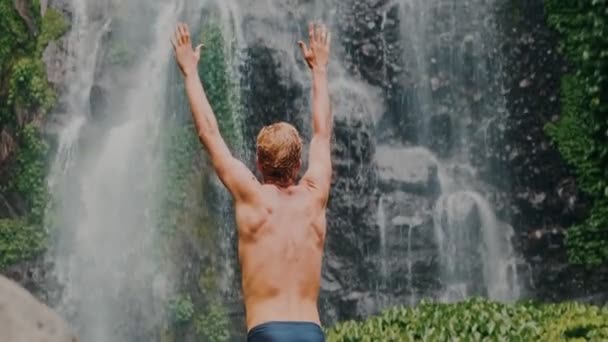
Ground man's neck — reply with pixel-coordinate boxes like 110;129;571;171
263;178;296;189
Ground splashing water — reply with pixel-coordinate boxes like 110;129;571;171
433;191;520;302
377;195;388;279
48;1;185;340
44;0;524;337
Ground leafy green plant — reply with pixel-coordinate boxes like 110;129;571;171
0;219;47;268
195;304;230;342
4;124;49;223
168;294;195;324
8;58;57;113
37;8;69;52
0;1;36;70
543;0;608;265
326;298;608;342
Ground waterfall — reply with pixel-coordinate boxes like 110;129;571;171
47;1;186;340
406;223;415;305
396;0;519;302
46;0;109;193
42;0;524;336
433;191;520;302
377;195;388;279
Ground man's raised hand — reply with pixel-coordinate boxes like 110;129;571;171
171;23;204;77
298;23;331;71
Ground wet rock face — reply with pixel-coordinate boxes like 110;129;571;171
495;1;603;304
497;1;583;232
321;116;380;323
376;146;440;195
0;275;77;342
235;0;607;324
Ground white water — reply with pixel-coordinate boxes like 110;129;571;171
394;0;519;302
46;0;109;193
48;1;185;340
377;195;388;279
433;190;520;302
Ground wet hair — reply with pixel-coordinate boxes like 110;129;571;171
256;122;302;185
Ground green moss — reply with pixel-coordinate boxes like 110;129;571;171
158;21;242;339
0;3;66;255
326;298;608;341
168;294;195;324
543;0;608;266
194;304;230;342
199;23;243;150
0;219;47;268
37;8;69;52
5;124;49;223
0;1;37;69
8;58;57;114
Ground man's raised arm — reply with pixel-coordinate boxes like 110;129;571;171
299;23;333;203
171;23;260;202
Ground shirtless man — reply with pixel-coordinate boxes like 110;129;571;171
171;22;332;342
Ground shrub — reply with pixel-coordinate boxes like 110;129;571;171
326;298;608;342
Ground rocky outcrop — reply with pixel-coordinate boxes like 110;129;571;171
321;115;381;323
0;275;77;342
376;146;440;195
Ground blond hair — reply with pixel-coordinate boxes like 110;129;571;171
256;122;302;184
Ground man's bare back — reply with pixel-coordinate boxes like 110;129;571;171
172;21;332;341
237;184;326;329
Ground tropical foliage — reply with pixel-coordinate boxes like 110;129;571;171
326;298;608;342
0;2;68;268
543;0;608;266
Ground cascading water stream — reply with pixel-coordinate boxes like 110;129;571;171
46;0;109;192
47;1;187;340
406;223;415;305
433;190;520;302
380;0;521;303
377;195;388;279
44;0;524;337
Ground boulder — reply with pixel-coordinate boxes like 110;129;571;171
0;275;77;342
376;146;440;194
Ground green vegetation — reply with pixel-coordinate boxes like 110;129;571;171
326;298;608;342
6;124;49;222
194;304;231;342
199;22;243;150
543;0;608;265
158;20;237;341
0;219;46;268
37;8;69;52
169;294;196;324
8;58;57;115
0;3;68;268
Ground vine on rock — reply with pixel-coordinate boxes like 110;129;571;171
0;3;68;268
544;0;608;266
